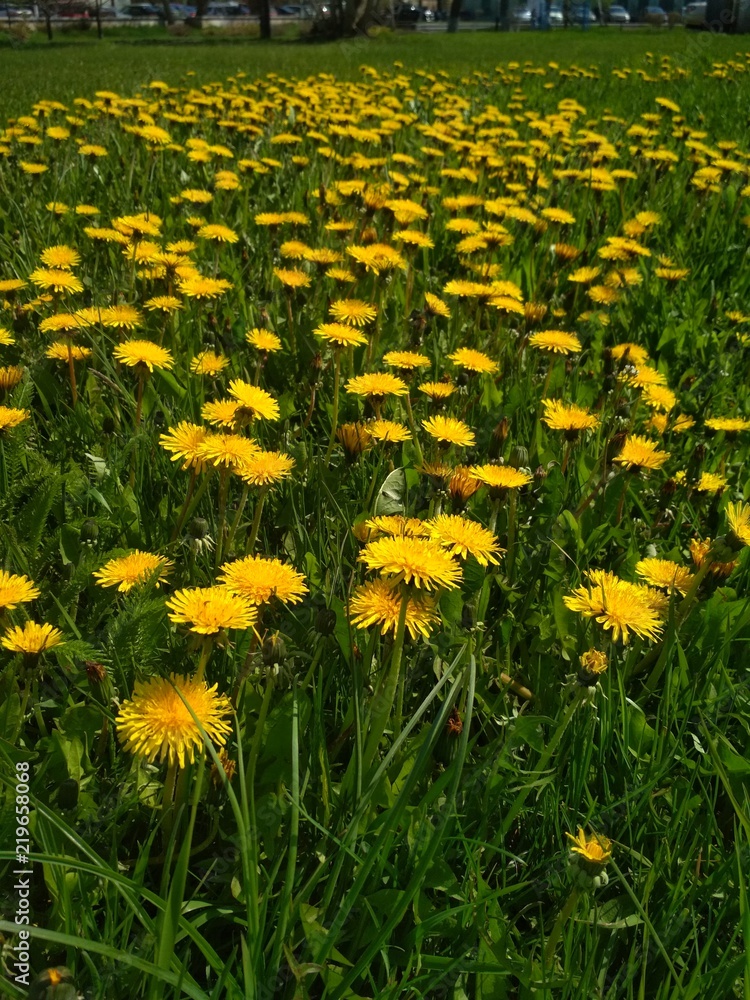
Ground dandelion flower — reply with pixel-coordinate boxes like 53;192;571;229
2;622;64;655
94;551;172;592
239;450;295;486
40;245;80;270
314;323;368;348
615;435;669;471
563;569;663;643
365;516;431;538
419;381;455;402
227;380;280;422
346;372;408;400
114;340;173;372
635;558;693;594
198;433;260;471
541;399;599;436
369;419;411;444
0;406;30;433
0;366;23;392
220;555;308;605
329;299;378;326
566;828;612;865
178;275;232;299
383;351;430;371
246;329;282;353
350;579;439;639
191;351;229;377
29;268;83;294
359;536;462;591
726;502;750;548
422;415;475;448
705;417;750;434
0;569;40;610
116;674;232;768
469;464;532;491
166;586;257;634
529;330;582;354
197;223;239;244
448;347;499;374
426;514;503;566
159;422;208;471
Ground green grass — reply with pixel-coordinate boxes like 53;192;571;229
1;28;750;1000
0;28;743;120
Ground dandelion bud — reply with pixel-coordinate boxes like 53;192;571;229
102;416;116;435
80;518;99;545
509;445;528;469
262;634;287;668
211;749;237;786
487;417;509;459
461;603;476;630
534;465;548;482
315;607;337;636
577;648;608;688
189;517;210;540
28;967;77;1000
85;660;107;686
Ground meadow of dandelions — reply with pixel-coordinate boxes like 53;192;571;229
2;50;750;999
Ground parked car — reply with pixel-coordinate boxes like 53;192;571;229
116;3;161;16
274;3;315;14
511;3;533;23
393;1;434;18
547;4;564;23
570;3;596;20
643;3;666;21
684;0;706;25
0;4;34;18
606;3;630;20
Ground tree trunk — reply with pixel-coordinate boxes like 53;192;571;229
193;0;208;27
259;0;270;36
161;0;175;23
447;0;460;30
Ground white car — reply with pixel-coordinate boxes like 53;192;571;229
684;0;706;26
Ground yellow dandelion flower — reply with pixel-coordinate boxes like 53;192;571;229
29;268;83;294
197;223;239;243
178;275;232;299
726;502;750;548
346;372;408;399
705;417;750;433
239;450;295;486
566;828;612;865
541;399;598;436
197;432;260;470
191;351;229;377
448;347;499;375
0;569;40;610
469;464;533;492
425;292;451;318
46;343;92;362
350;579;439;639
422;415;475;448
314;323;368;348
528;330;582;354
0;406;30;433
0;366;23;392
94;551;172;592
166;586;257;634
116;674;233;768
159;422;208;472
329;299;378;326
563;569;663;643
635;557;693;595
383;351;430;371
615;435;669;471
426;514;503;566
2;621;64;655
369;419;411;444
246;329;282;353
219;555;307;605
274;268;311;290
40;245;80;270
113;340;173;372
227;380;280;421
418;381;455;401
201;399;241;428
359;536;462;591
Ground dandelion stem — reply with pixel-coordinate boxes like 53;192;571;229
544;886;581;969
362;589;409;776
160;758;178;848
506;488;518;582
194;636;213;683
402;392;424;466
324;350;342;467
170;468;198;542
225;483;249;556
214;467;230;570
170;469;212;543
66;342;78;407
246;485;268;554
499;687;585;839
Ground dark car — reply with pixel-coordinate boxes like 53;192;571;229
643;3;666;21
116;3;161;16
570;3;596;21
684;0;705;24
393;2;434;19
